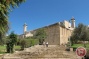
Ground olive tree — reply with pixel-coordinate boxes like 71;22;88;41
71;23;89;47
34;28;47;45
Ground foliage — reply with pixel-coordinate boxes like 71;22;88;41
20;38;39;50
66;42;70;47
34;28;47;45
8;31;17;44
25;38;39;47
71;43;89;49
17;38;21;45
0;35;9;45
20;39;26;50
6;41;14;53
71;23;89;47
0;0;26;43
0;45;20;54
0;0;26;53
6;31;17;53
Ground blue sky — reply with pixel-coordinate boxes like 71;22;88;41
9;0;89;34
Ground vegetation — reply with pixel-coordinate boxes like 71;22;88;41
0;45;20;54
0;37;7;45
20;37;39;50
0;36;38;53
6;32;17;53
20;39;26;50
70;23;89;47
34;28;47;45
0;0;26;53
0;0;26;43
71;43;89;49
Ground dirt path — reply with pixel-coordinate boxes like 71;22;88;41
1;45;82;59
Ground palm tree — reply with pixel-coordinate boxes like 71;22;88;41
0;0;26;41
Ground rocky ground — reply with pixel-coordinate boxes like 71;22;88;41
0;45;82;59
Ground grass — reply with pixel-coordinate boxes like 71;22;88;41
0;45;21;54
14;45;21;50
71;44;84;48
0;45;6;51
71;43;89;49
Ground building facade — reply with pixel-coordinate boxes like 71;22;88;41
20;18;75;45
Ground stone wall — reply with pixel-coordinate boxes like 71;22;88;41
59;26;72;45
30;22;73;45
44;23;60;45
44;23;73;45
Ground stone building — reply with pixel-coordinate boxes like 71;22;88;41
19;23;33;38
20;18;75;45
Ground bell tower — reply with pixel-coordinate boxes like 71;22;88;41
71;17;75;28
23;23;27;34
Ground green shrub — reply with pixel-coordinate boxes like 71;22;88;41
25;38;39;47
20;39;26;50
19;38;39;50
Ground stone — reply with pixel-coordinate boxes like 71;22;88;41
70;48;73;52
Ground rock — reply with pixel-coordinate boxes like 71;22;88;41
70;48;73;52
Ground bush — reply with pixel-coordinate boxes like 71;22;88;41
6;40;14;53
20;38;39;50
20;39;26;50
33;28;47;45
25;38;39;47
66;42;70;47
6;32;18;53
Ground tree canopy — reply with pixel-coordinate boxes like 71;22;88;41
34;28;47;45
8;31;17;44
71;23;89;44
6;31;18;53
0;0;26;40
